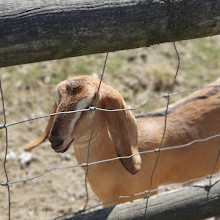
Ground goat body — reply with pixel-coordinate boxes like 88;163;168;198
25;76;220;206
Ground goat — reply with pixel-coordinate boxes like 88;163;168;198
24;75;220;206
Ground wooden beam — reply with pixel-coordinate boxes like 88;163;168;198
65;176;220;220
0;0;219;67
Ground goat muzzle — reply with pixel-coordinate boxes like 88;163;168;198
50;138;64;150
49;136;74;153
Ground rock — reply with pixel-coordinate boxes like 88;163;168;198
19;152;32;168
28;211;33;217
15;81;22;89
66;188;74;196
92;73;98;78
6;150;17;160
140;54;147;62
61;153;71;161
51;72;58;77
44;76;51;84
127;55;136;62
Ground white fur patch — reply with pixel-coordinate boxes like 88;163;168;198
70;97;93;130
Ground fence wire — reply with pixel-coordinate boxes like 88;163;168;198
0;80;11;220
144;42;180;211
1;132;220;186
2;84;219;129
1;44;220;220
83;52;109;210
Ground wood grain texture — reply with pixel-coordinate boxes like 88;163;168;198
65;176;220;220
0;0;219;67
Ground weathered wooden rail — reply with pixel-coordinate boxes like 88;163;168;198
0;0;219;67
66;176;220;220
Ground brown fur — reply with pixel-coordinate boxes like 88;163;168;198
24;76;220;206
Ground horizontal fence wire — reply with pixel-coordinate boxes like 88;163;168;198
1;84;220;129
1;132;220;186
1;45;220;220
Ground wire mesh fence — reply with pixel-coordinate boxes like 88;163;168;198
1;42;220;220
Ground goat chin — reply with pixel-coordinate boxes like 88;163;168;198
24;76;220;207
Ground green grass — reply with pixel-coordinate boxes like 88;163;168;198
0;52;127;86
183;38;220;87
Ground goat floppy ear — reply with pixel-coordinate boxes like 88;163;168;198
101;89;141;175
24;103;57;151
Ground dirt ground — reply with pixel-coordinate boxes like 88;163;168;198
0;36;220;220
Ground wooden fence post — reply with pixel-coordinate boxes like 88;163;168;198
0;0;219;67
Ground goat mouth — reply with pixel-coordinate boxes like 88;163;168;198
55;139;74;153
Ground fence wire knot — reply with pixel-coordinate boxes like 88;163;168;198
145;190;151;195
89;106;96;111
81;163;88;167
78;208;86;214
154;148;161;153
0;181;8;186
163;93;170;99
0;123;6;129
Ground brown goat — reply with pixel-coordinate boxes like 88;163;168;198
24;76;220;206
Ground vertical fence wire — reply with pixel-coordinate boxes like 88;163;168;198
211;143;220;177
83;52;109;211
208;140;220;188
0;79;11;220
173;42;180;80
144;42;180;212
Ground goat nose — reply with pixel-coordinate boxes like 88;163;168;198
50;138;64;149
